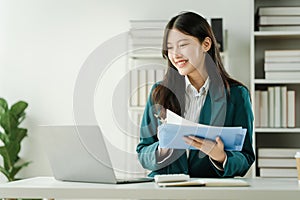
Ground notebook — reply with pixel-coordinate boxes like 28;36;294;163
156;178;249;187
39;125;153;184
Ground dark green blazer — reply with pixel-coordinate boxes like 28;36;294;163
136;82;255;178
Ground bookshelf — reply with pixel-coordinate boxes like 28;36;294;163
251;0;300;178
126;20;167;177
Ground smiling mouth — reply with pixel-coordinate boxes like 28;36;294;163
176;60;188;68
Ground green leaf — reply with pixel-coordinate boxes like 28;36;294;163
0;165;10;181
0;98;8;116
0;112;18;134
10;161;31;179
10;101;28;120
0;132;9;144
6;141;21;163
17;113;26;125
0;146;12;170
9;128;27;144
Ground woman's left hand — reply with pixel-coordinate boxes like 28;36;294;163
183;136;226;163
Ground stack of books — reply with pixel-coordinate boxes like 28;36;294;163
257;6;300;31
129;20;167;52
129;20;167;107
255;87;295;128
264;50;300;80
130;65;166;107
258;148;300;178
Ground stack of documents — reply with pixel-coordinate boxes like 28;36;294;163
158;110;247;151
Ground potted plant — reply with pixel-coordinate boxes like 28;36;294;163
0;98;31;182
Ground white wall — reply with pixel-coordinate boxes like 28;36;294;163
0;0;252;182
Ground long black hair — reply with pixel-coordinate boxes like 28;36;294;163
152;11;244;118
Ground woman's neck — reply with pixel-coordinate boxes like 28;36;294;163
187;72;208;91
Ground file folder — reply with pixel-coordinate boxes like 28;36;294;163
158;123;246;151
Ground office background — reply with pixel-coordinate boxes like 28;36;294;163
0;0;252;182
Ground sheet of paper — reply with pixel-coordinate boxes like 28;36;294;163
167;109;197;126
158;109;247;151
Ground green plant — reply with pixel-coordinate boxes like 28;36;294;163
0;98;31;181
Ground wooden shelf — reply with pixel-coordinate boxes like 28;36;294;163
254;31;300;39
254;79;300;84
255;128;300;133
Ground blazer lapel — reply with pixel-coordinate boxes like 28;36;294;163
203;82;227;126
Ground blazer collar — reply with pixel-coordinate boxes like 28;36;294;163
199;79;227;126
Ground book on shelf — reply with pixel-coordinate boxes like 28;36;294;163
258;158;297;168
129;56;166;107
130;20;167;29
138;70;147;107
265;50;300;57
265;55;300;63
264;62;300;72
260;91;269;127
268;87;275;128
129;67;166;107
129;49;162;59
281;86;287;128
255;87;293;128
274;86;281;128
255;90;261;128
258;6;300;16
129;20;165;56
259;168;297;178
258;16;300;26
287;90;296;128
146;69;155;96
130;28;164;38
265;71;300;80
130;69;139;107
258;148;300;158
259;25;300;32
131;38;162;49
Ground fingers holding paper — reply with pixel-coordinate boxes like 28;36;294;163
183;136;226;163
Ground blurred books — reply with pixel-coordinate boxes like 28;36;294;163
257;148;300;178
264;50;300;80
257;6;300;31
255;87;295;128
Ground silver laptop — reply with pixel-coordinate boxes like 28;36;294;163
40;125;153;184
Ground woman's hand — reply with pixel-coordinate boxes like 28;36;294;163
183;136;226;163
157;125;173;157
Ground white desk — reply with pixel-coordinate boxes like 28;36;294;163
0;177;299;200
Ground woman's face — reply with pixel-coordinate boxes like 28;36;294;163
167;28;207;76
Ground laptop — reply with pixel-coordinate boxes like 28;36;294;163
40;125;153;184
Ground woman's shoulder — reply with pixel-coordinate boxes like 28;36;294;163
229;83;249;93
147;81;163;102
150;81;163;92
153;81;163;87
229;83;250;102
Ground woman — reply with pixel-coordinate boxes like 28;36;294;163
136;11;255;178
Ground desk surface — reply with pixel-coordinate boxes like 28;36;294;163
0;177;299;200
